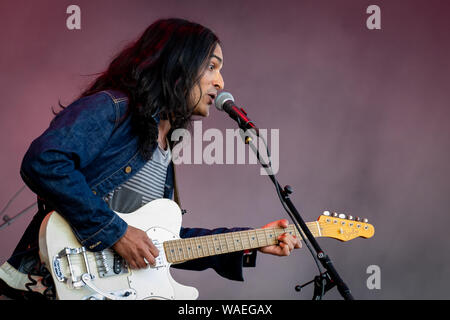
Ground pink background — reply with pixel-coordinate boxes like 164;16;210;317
0;0;449;299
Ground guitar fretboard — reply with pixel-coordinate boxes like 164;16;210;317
163;222;322;264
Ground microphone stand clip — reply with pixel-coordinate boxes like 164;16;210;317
296;272;336;300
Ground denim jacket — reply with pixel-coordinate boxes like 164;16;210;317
15;89;255;282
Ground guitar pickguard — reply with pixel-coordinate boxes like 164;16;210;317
39;198;199;300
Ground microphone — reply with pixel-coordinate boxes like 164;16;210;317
214;92;259;135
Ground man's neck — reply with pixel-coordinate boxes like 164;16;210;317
158;119;171;150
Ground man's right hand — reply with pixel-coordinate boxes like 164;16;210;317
112;225;159;269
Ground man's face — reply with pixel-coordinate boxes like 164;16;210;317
190;44;224;117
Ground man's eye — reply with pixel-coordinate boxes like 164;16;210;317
208;64;214;70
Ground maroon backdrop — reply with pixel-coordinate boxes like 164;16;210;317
0;0;449;299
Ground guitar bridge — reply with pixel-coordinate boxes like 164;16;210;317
53;247;94;289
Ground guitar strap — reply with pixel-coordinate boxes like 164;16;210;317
172;162;181;209
168;136;182;209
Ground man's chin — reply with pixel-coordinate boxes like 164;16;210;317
194;105;210;117
192;112;208;118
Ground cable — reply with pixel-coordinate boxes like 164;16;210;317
0;184;26;217
0;202;37;231
0;184;38;231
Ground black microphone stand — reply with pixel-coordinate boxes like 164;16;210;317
236;123;354;300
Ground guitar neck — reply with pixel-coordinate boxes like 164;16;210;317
163;221;322;264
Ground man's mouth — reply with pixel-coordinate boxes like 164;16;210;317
207;93;216;104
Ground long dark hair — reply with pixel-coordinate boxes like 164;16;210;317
78;18;220;159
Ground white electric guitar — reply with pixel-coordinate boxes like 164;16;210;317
38;198;374;300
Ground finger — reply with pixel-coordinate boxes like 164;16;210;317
279;242;291;256
287;234;300;249
285;235;300;251
143;249;156;266
146;238;160;258
138;259;148;269
285;240;295;251
121;251;139;270
134;251;150;268
278;219;289;228
293;236;302;248
128;259;138;270
279;234;295;251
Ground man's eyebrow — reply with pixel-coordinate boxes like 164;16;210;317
210;54;223;64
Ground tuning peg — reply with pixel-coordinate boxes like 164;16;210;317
323;211;331;216
332;212;339;217
338;213;346;219
347;215;354;220
362;218;369;223
355;217;361;222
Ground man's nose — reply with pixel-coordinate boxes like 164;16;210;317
213;72;224;91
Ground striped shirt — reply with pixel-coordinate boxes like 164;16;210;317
105;144;171;213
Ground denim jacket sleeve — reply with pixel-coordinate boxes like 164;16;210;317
20;92;128;252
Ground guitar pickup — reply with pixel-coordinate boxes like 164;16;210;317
95;249;128;278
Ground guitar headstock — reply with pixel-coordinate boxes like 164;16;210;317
317;211;375;241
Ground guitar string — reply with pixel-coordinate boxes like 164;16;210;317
165;223;370;251
166;223;369;249
67;222;367;259
57;223;371;270
164;224;370;263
